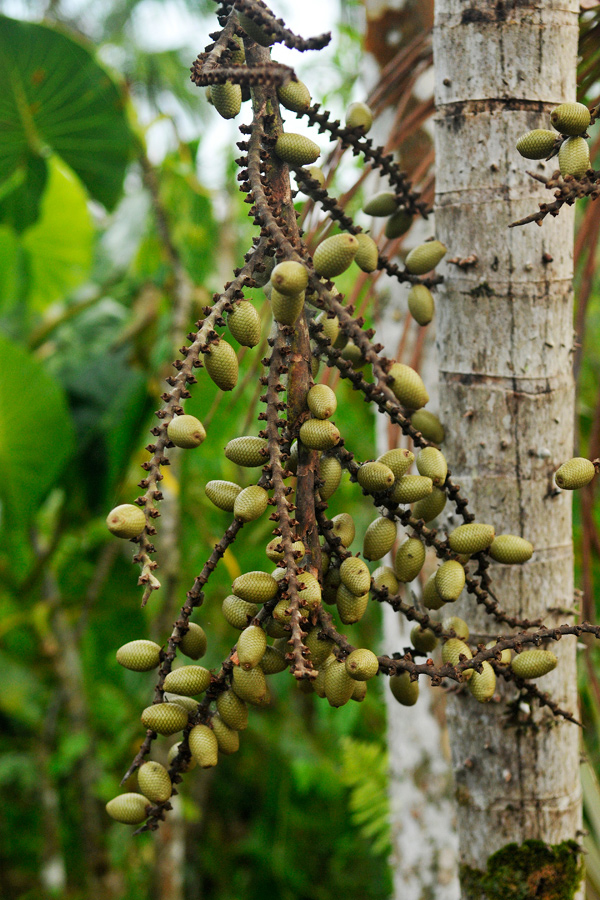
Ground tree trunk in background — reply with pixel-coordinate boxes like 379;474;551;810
434;0;583;894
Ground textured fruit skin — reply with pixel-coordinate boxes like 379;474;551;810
106;504;146;539
211;82;242;119
377;448;414;479
141;703;188;735
516;129;558;159
237;10;275;46
222;595;259;629
319;455;342;500
388;362;429;409
313;656;334;697
448;523;495;555
270;289;304;326
336;584;369;624
385;209;412;239
341;341;366;368
164;693;199;714
357;461;395;494
410;626;438;653
435;560;466;601
354;233;379;272
412;487;447;523
315;311;340;345
423;572;445;610
233;571;279;604
297;571;322;607
225;436;268;467
227;300;261;347
116;640;161;672
372;565;399;594
551;101;591;136
237;625;267;670
260;645;287;674
390;475;433;504
389;672;419;706
307;383;337;419
167;414;206;449
163;666;211;696
511;650;557;679
306;165;325;187
555;457;596;490
205;480;242;511
486;641;511;665
231;665;268;705
305;629;333;667
212;715;240;754
363;191;398;217
364;516;397;561
345;101;373;133
299;418;341;450
489;535;533;564
138;762;172;803
441;616;469;640
180;623;207;660
266;538;305;563
233;485;269;522
468;661;496;702
351;680;368;702
394;537;426;582
168;741;196;771
216;690;248;730
205;340;238;391
313;233;359;278
189;724;219;768
270;260;309;297
410;409;445;444
340;557;371;596
325;659;355;707
442;638;472;678
416;447;447;486
331;513;356;547
345;648;379;681
275;133;320;165
558;136;590;177
405;240;447;275
277;79;311;113
106;793;149;824
408;284;435;326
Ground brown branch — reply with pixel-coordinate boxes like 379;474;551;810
509;168;600;228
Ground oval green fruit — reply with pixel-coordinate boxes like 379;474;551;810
225;436;268;467
163;666;211;697
405;240;447;275
558;136;590;178
275;133;321;166
116;639;161;672
270;260;309;296
489;535;533;564
233;571;279;604
205;339;238;391
551;101;591;136
233;485;269;522
313;233;359;278
106;504;146;539
106;793;149;824
167;414;206;449
277;78;311;113
141;703;188;735
389;671;419;706
189;724;219;768
138;762;172;803
555;457;596;490
363;191;398;217
394;537;426;583
227;300;261;347
299;418;341;450
222;595;259;629
345;648;379;681
408;284;434;326
410;409;445;444
515;129;557;159
354;233;379;273
345;101;373;133
180;623;207;660
205;480;243;511
363;516;397;561
511;650;557;679
448;523;495;555
388;362;429;410
435;560;465;601
307;383;337;419
416;447;447;486
211;82;242;120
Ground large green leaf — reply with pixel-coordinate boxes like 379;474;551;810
0;15;133;213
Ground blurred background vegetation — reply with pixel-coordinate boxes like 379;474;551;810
0;0;599;898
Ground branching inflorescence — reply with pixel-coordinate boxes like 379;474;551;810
102;0;600;832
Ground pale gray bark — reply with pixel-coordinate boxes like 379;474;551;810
433;0;582;893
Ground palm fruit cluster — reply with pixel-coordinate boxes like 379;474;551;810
516;101;592;178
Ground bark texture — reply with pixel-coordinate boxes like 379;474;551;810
433;0;582;892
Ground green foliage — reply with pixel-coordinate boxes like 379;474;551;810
459;840;583;900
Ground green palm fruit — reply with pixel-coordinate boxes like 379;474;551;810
385;209;413;239
319;455;343;500
435;560;466;601
351;680;368;702
321;551;330;574
270;260;309;296
442;638;473;678
340;557;371;595
227;34;245;65
237;10;276;46
325;658;355;707
486;640;511;665
299;418;341;450
468;661;496;702
164;693;199;714
389;671;419;706
224;436;268;467
217;690;249;730
551;101;591;136
307;383;337;419
260;645;288;674
313;656;334;698
410;409;445;444
138;762;172;803
237;625;267;670
511;650;557;679
211;715;240;755
205;339;238;391
423;572;445;610
313;233;360;278
354;233;379;272
263;614;289;638
205;480;243;511
211;82;242;119
489;535;534;564
357;461;395;493
377;448;414;479
413;487;447;523
275;133;321;166
405;240;447;275
363;191;398;217
222;595;259;629
232;665;268;705
558;136;590;177
336;583;369;624
333;329;349;350
311;354;321;379
408;284;435;326
448;523;495;555
287;440;298;474
180;623;207;660
168;741;196;771
345;648;379;681
345;101;373;133
390;475;433;504
416;447;447;486
270;288;305;325
305;629;333;667
323;567;341;604
371;565;399;594
441;616;470;640
106;504;146;539
189;724;219;768
277;78;311;113
106;793;150;824
331;513;356;547
341;341;367;369
306;165;325;187
363;516;397;561
516;129;558;159
266;538;305;563
410;625;438;653
297;571;322;608
141;703;188;735
167;414;206;449
388;362;429;409
227;300;261;347
272;599;292;624
116;639;161;672
315;311;340;345
163;666;211;697
271;567;288;582
233;485;269;522
233;571;279;604
394;537;426;582
555;457;596;490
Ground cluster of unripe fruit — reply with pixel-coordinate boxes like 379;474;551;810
516;101;593;178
